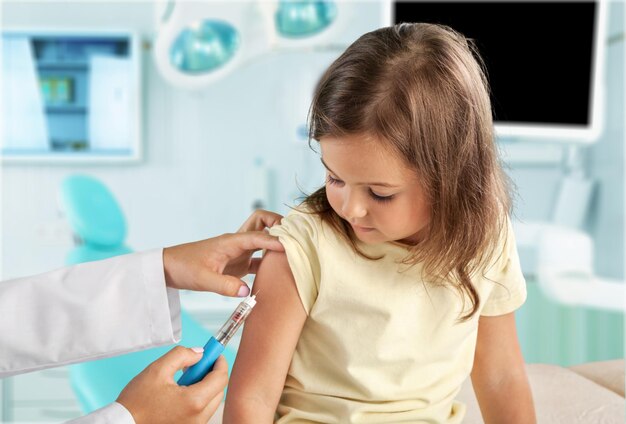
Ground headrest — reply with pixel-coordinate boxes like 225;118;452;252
60;174;127;247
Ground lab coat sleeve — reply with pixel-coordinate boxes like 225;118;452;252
0;249;182;378
66;402;135;424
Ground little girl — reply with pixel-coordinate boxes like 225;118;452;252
224;23;535;423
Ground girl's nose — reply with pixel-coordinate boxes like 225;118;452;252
341;191;367;221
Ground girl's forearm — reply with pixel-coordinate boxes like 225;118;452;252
223;395;276;424
474;374;536;424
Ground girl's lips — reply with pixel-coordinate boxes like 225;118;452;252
352;224;375;232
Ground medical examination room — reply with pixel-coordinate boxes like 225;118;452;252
0;0;624;423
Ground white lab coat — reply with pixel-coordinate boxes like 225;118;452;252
0;249;182;423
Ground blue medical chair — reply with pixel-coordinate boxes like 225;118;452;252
60;174;235;413
60;174;132;264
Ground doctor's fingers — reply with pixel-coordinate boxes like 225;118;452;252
196;270;249;297
182;386;224;424
152;346;204;379
186;355;229;402
225;231;284;255
237;209;283;233
203;392;225;423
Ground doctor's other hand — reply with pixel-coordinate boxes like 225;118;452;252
163;209;284;297
117;346;227;424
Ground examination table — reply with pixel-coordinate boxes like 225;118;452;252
459;359;625;423
208;359;625;423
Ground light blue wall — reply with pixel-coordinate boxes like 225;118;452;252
2;1;623;333
500;0;625;280
1;1;383;278
586;0;625;279
1;14;624;424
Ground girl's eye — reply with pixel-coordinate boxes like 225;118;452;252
369;189;394;203
327;175;344;186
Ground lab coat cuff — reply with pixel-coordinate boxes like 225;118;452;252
143;248;181;344
167;287;182;342
66;402;135;423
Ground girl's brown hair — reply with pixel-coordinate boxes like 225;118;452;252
303;23;512;320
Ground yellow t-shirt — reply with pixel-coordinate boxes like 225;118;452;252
269;209;526;424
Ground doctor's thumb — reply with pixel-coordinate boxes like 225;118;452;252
152;345;205;378
201;272;250;298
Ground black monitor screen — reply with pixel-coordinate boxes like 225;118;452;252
393;2;597;128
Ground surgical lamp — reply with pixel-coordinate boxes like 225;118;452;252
275;0;337;38
153;1;344;89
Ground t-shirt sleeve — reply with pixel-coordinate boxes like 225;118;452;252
480;217;527;316
268;210;322;315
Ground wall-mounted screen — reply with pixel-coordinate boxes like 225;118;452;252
386;1;606;143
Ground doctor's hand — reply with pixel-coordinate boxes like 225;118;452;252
163;209;284;297
117;346;227;424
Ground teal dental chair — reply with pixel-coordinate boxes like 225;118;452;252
60;174;235;413
60;174;132;265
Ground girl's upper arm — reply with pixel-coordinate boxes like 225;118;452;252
471;314;536;423
223;250;308;422
471;312;526;382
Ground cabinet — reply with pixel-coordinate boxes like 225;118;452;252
1;30;142;163
8;368;83;422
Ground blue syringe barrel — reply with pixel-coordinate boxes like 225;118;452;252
177;337;225;386
177;295;257;386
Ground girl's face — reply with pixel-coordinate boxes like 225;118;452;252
320;134;431;245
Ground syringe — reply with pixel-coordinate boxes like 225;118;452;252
177;295;257;386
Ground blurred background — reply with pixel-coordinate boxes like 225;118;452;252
0;0;624;422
